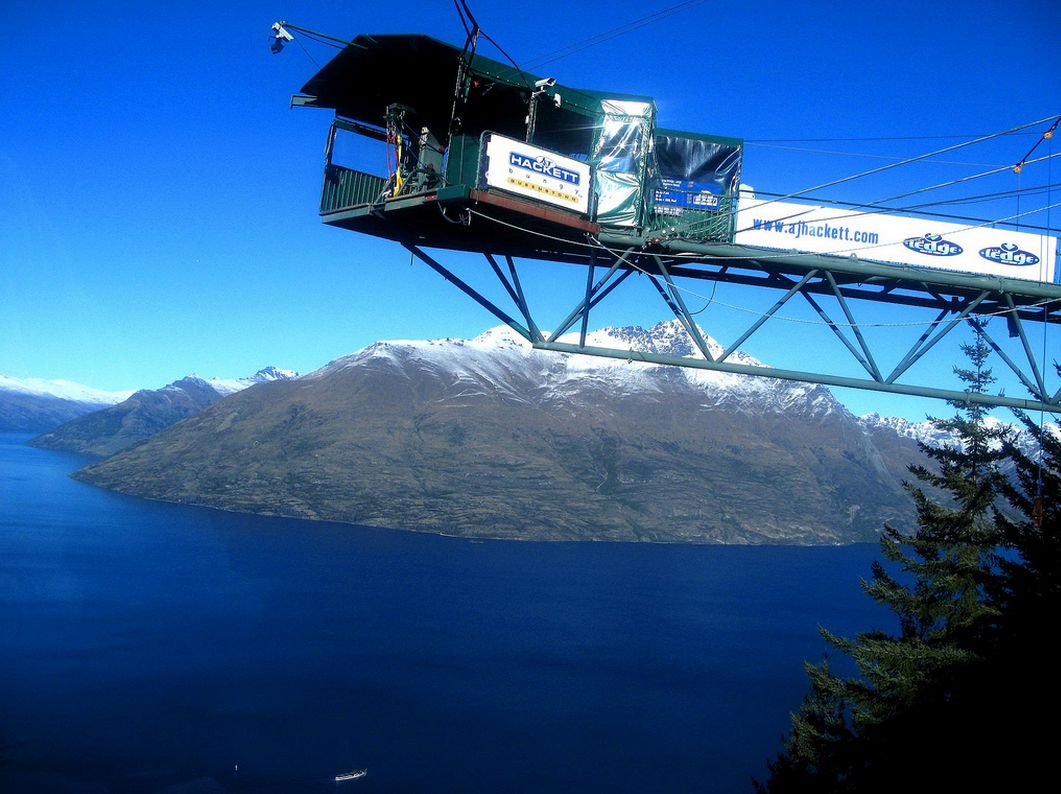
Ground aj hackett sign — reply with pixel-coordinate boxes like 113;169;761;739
737;196;1057;284
481;133;591;215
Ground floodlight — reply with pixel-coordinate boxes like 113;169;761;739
271;22;294;54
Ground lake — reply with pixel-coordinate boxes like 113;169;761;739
0;433;888;792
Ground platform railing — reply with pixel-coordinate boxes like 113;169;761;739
646;192;737;243
320;164;389;214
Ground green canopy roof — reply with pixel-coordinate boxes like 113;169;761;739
299;33;654;131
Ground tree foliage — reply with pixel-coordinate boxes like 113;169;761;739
758;332;1061;791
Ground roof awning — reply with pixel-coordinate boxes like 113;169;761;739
297;33;651;130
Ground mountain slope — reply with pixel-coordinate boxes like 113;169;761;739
30;368;298;457
75;322;927;544
0;375;132;432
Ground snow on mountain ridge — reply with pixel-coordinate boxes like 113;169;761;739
860;412;1060;454
176;368;300;396
309;321;846;418
0;374;133;405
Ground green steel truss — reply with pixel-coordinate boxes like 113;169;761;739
403;242;1061;415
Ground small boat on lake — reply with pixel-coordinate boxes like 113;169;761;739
335;769;367;783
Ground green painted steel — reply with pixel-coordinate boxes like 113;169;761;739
595;234;1061;306
320;165;388;213
537;340;1061;415
290;31;1061;414
646;194;736;243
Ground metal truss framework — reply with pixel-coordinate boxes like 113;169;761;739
403;243;1061;415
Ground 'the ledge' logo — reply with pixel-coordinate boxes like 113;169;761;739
903;233;963;257
979;242;1040;268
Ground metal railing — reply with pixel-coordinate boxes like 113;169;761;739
647;192;737;243
320;164;389;214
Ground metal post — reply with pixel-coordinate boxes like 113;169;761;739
551;270;634;342
970;319;1046;401
504;255;544;344
580;247;597;348
824;271;882;382
547;248;636;344
1003;294;1046;397
484;253;520;306
800;291;877;380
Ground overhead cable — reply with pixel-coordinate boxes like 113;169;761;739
747;132;1042;143
745;141;1005;168
523;1;705;69
743;115;1059;216
1013;115;1060;174
733;150;1061;237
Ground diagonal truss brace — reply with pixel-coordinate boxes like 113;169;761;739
971;315;1046;402
404;244;534;342
406;245;1061;414
648;257;715;362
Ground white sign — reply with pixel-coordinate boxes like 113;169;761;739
481;133;591;215
735;196;1057;284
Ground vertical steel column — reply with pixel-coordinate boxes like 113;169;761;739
547;248;636;344
799;290;878;380
1003;294;1046;397
484;253;521;306
580;247;597;348
503;255;544;343
823;271;882;382
549;270;634;342
969;319;1046;401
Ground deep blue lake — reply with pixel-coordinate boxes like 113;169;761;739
0;433;889;792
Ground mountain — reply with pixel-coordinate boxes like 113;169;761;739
202;366;300;396
860;411;1057;457
30;368;299;457
0;374;132;433
75;322;930;545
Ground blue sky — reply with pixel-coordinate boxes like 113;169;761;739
1;1;1058;420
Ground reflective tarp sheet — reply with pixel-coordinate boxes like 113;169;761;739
592;100;654;227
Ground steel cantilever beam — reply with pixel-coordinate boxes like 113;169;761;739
403;243;1061;415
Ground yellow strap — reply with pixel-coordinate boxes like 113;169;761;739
394;136;404;196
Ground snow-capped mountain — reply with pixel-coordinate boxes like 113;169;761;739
860;411;1059;455
206;366;301;396
0;374;134;432
313;320;848;419
0;374;133;405
78;322;929;545
30;367;299;456
859;413;957;448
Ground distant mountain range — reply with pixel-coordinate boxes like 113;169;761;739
28;368;298;457
70;322;938;545
0;374;132;432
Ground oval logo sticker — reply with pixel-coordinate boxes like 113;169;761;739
979;242;1040;268
903;233;963;257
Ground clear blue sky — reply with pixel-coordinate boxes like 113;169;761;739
1;1;1058;420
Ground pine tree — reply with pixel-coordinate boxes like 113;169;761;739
758;329;1022;792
